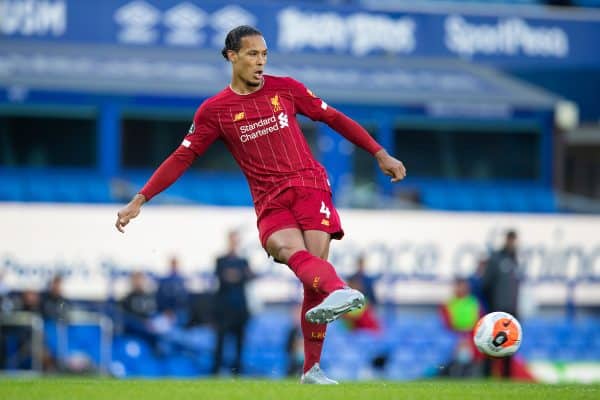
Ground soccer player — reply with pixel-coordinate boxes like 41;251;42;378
115;25;406;384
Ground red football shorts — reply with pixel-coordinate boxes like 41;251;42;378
256;187;344;249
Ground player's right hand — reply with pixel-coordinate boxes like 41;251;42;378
115;194;146;233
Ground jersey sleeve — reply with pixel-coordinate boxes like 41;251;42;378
182;102;220;156
285;77;331;121
286;77;383;155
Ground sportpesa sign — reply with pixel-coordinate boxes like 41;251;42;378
1;0;599;67
445;15;569;59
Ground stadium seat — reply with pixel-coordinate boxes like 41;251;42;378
529;188;557;213
502;189;530;212
67;325;102;365
243;350;287;378
0;176;25;201
446;188;478;211
476;189;505;212
163;355;201;377
112;336;162;377
421;188;450;210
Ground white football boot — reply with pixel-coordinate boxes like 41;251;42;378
305;288;365;324
300;363;338;385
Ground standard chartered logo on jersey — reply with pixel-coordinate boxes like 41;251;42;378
239;112;288;143
277;7;416;56
445;15;569;58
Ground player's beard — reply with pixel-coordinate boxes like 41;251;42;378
244;76;262;87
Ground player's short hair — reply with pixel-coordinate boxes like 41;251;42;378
221;25;263;61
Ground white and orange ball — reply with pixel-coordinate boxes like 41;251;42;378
473;312;522;357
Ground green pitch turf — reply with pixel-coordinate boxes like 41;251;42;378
0;378;598;400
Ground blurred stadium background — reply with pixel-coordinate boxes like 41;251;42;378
1;0;600;385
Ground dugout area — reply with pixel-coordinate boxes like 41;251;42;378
0;44;562;212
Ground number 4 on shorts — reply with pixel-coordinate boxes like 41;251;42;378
320;201;331;219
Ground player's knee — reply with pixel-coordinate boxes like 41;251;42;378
270;243;302;264
265;231;306;263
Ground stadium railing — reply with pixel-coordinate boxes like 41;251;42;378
0;311;44;372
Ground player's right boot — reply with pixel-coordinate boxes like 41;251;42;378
300;363;338;384
305;288;365;324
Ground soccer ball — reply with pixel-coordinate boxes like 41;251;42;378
473;312;522;357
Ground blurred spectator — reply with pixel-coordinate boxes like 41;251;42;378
212;230;254;375
482;229;522;379
120;271;158;338
156;256;189;325
341;255;381;332
122;272;157;319
185;292;215;328
286;303;304;377
342;261;388;375
468;257;488;312
41;275;69;321
347;254;378;305
0;271;14;314
342;270;381;333
19;289;42;314
0;289;55;371
439;277;483;378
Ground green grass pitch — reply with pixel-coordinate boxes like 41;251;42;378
1;378;598;400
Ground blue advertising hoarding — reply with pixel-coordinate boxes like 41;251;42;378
1;0;600;68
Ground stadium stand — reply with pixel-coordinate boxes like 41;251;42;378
12;310;590;378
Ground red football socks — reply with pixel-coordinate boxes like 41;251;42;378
287;250;346;373
301;286;327;373
287;250;346;294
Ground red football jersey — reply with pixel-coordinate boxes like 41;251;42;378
183;75;333;212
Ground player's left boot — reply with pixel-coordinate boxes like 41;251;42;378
305;287;365;324
300;363;338;384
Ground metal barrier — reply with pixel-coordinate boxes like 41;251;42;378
1;310;112;374
56;310;113;375
0;311;44;372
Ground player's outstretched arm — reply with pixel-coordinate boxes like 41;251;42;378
114;146;196;233
115;194;146;233
375;149;407;183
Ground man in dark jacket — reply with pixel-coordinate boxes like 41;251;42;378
482;229;521;378
212;230;254;375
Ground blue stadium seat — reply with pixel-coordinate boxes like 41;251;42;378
502;189;530;212
82;178;113;203
0;176;25;201
2;171;114;203
476;189;505;212
163;355;201;377
243;350;287;377
443;188;476;211
25;179;58;202
182;326;215;352
385;358;428;381
112;336;162;377
528;188;557;213
67;325;102;365
43;320;60;356
421;188;450;210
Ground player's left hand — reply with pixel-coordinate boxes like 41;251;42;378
375;149;406;183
